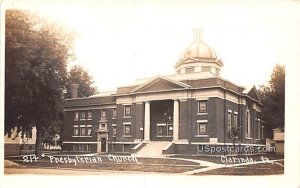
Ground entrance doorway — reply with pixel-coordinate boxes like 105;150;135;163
150;100;173;141
101;138;106;152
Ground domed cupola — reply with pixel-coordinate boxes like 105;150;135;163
175;28;223;76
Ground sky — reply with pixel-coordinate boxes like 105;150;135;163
4;0;300;91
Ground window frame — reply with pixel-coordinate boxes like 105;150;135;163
74;112;79;121
80;125;86;136
87;125;92;136
74;125;79;136
197;122;207;135
185;66;194;74
245;109;252;138
257;119;261;140
227;110;232;131
100;123;107;129
167;122;173;137
87;111;92;120
80;112;86;120
124;123;131;136
198;101;207;114
202;66;211;72
112;124;117;137
124;105;131;117
100;110;106;119
112;108;117;119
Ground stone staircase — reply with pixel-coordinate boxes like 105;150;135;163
133;141;171;157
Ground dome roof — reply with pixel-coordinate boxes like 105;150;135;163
176;28;223;68
182;28;217;60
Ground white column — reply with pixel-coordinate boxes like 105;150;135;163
173;100;179;141
144;101;150;141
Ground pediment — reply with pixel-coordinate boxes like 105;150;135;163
246;86;261;102
132;76;190;93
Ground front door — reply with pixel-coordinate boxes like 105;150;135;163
101;138;106;152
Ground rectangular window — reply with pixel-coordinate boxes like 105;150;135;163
227;111;232;131
80;112;86;120
257;119;261;139
197;123;207;135
80;125;86;136
202;66;211;72
112;108;117;118
73;144;79;151
157;124;165;136
79;144;87;151
112;124;117;137
157;126;163;136
101;110;106;119
124;124;131;136
74;112;79;121
167;123;173;136
185;67;194;74
124;105;131;117
245;110;251;138
198;101;207;113
87;111;92;120
87;125;92;136
74;125;79;136
234;112;238;127
100;123;107;129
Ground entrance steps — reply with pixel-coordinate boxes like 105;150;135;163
133;141;171;157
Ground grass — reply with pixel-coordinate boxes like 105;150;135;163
195;163;284;175
5;152;284;175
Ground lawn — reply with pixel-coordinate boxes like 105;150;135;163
5;152;284;175
195;163;284;175
5;154;204;174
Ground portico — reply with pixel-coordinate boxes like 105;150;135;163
143;99;179;142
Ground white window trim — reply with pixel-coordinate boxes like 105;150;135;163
72;136;93;138
80;112;86;120
123;123;131;136
112;109;117;119
197;120;208;123
234;111;238;115
197;100;208;114
228;110;232;113
196;121;208;135
123;105;131;118
157;123;166;126
100;110;106;119
195;135;209;137
197;113;208;115
87;111;92;120
74;112;79;121
112;124;117;137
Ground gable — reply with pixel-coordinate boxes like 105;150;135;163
247;87;260;102
132;77;190;93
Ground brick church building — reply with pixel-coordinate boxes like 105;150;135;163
63;29;264;155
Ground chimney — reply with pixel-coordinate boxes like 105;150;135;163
70;83;79;98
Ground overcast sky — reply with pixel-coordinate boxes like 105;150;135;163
5;0;300;91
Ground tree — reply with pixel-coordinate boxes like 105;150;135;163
259;64;285;138
5;9;75;157
64;65;98;98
